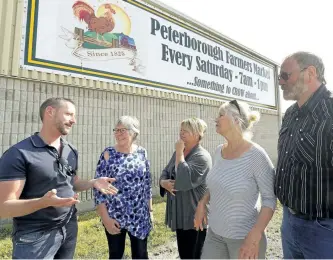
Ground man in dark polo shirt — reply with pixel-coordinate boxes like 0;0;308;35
0;97;118;259
275;52;333;258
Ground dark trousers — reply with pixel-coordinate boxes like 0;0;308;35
105;228;148;259
281;206;333;259
12;216;78;259
176;229;207;259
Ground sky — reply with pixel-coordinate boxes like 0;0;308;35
158;0;332;112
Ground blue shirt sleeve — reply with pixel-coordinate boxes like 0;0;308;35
0;147;27;181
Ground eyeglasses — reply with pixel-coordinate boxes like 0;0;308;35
229;100;241;114
113;128;128;134
278;67;308;81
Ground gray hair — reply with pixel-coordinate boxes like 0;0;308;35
288;51;326;84
181;117;207;141
39;97;75;121
219;100;260;140
116;115;140;141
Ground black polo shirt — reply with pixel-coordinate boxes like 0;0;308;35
275;85;333;218
0;133;78;234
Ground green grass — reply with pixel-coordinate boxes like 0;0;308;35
0;197;175;259
0;225;12;259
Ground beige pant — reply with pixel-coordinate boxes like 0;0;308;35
201;228;267;259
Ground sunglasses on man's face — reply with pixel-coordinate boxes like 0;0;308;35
278;67;308;82
278;71;292;81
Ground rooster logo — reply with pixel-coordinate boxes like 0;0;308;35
59;0;145;75
72;1;116;44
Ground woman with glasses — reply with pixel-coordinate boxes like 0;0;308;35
93;116;152;259
160;117;212;259
195;100;276;259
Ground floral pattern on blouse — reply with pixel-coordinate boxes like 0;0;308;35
94;146;152;239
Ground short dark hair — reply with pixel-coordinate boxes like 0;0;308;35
39;97;75;121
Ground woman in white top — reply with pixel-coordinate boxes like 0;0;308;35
194;100;276;259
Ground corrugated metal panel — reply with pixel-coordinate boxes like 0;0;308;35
0;0;17;75
12;0;24;76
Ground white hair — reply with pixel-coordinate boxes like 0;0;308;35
288;51;326;84
116;115;140;141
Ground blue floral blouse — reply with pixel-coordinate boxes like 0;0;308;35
94;146;152;239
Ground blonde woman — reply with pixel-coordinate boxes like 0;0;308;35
160;117;212;259
195;100;276;259
94;116;152;259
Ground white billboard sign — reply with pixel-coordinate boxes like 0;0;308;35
21;0;278;109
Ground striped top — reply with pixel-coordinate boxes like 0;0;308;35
207;143;276;239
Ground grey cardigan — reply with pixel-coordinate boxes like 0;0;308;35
160;144;212;231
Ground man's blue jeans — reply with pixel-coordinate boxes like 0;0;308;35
281;206;333;259
12;216;78;259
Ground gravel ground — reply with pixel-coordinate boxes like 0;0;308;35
266;205;283;259
150;206;283;259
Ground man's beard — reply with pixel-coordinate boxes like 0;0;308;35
55;121;70;135
283;77;308;101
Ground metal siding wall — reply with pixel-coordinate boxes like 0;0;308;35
0;76;279;182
